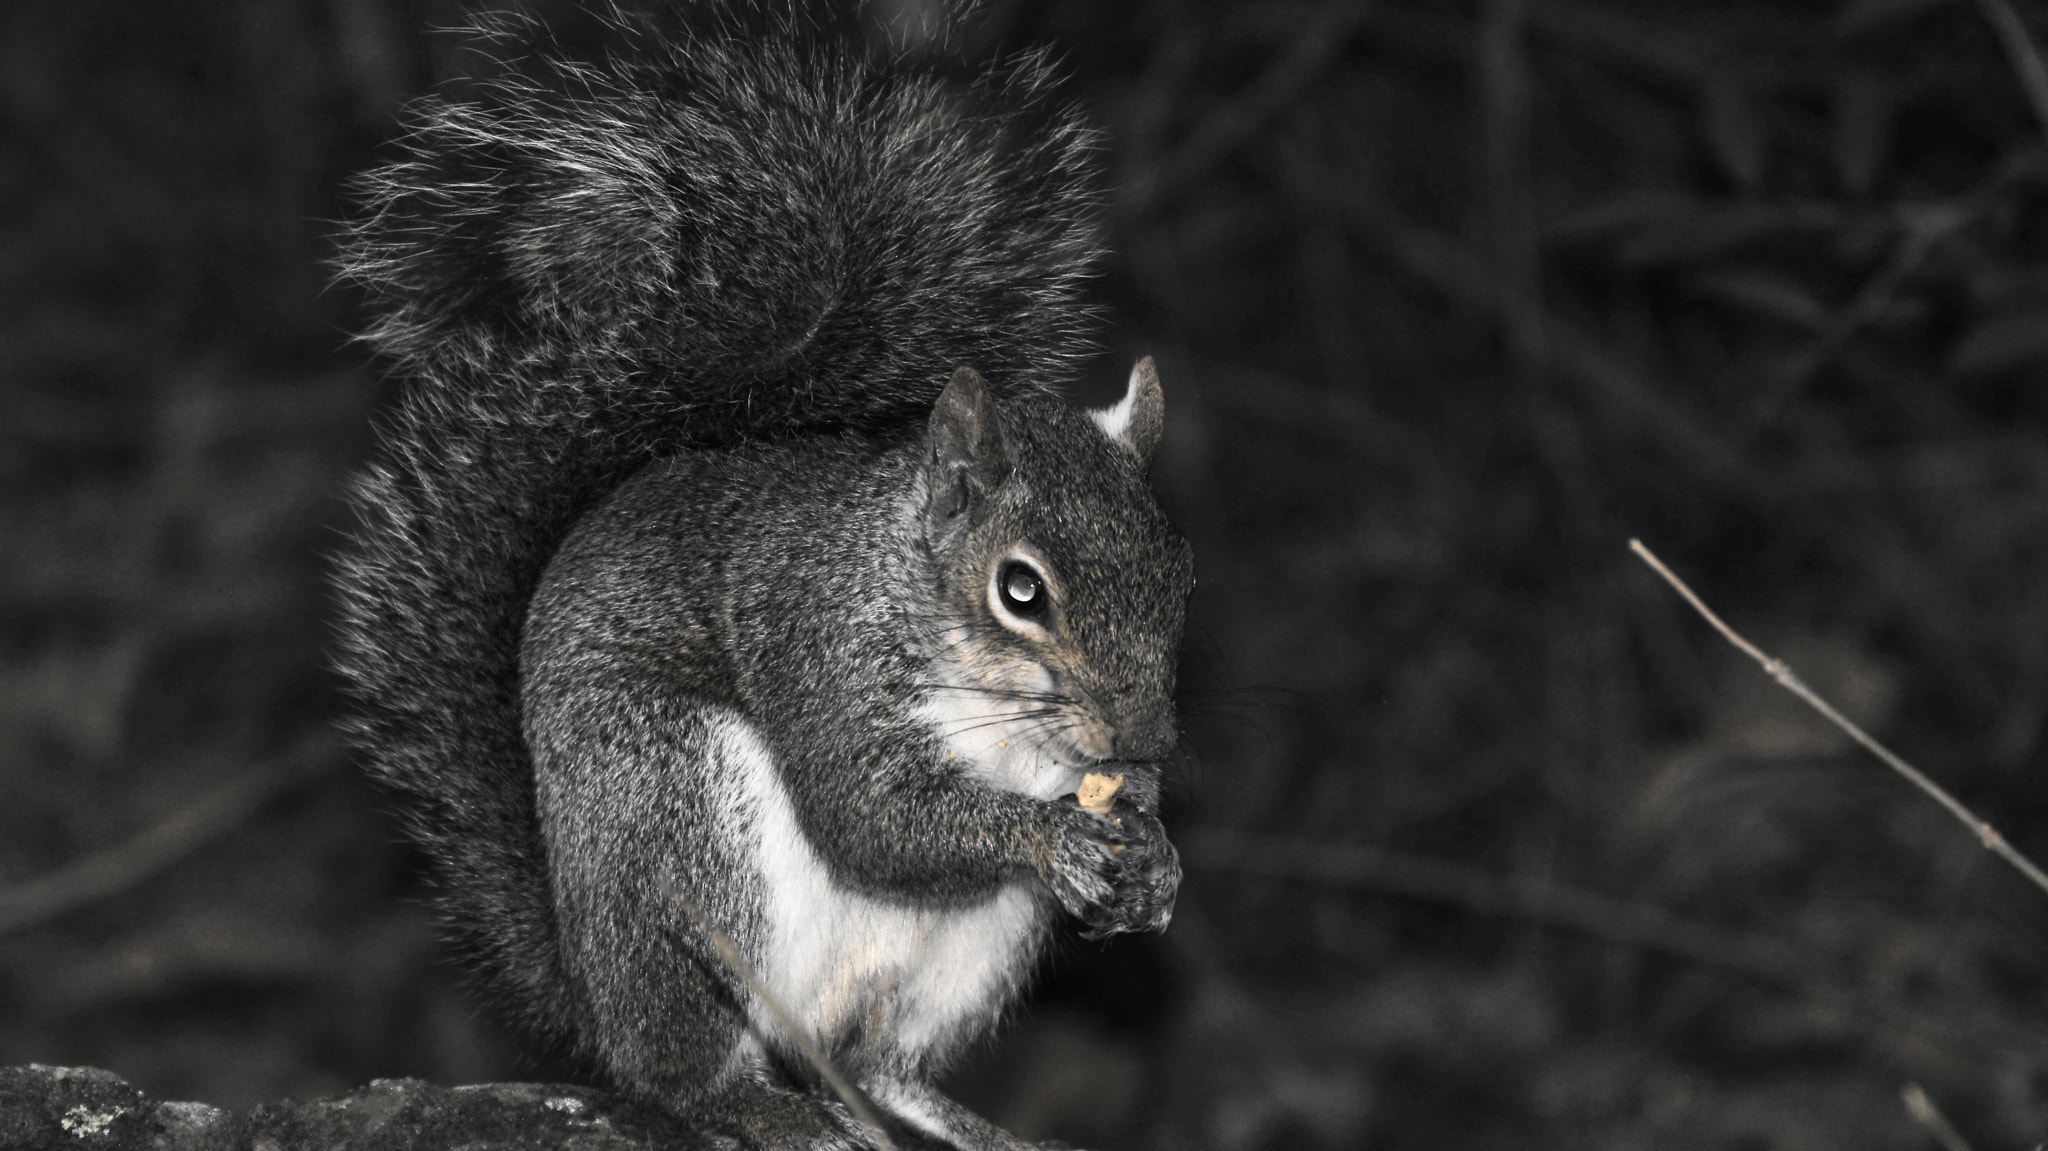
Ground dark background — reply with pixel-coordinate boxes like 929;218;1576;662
5;0;2048;1147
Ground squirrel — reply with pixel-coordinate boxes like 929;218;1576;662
332;4;1192;1149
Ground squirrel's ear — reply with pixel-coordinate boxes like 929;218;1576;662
1090;356;1165;468
923;366;1012;535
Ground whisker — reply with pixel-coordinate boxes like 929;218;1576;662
942;709;1062;737
912;681;1070;705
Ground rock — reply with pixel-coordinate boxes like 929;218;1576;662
0;1065;714;1150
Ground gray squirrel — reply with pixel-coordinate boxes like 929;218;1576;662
332;4;1191;1149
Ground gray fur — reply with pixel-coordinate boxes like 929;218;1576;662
334;7;1188;1149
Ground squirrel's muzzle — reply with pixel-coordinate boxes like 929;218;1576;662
1107;696;1179;762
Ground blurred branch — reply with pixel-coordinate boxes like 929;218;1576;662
1183;829;1819;984
1186;829;2048;1066
1629;539;2048;900
1478;0;1545;379
0;735;337;935
1120;0;1378;217
1526;0;1716;83
1278;136;2004;685
1198;359;1436;466
1901;1082;1974;1151
1274;137;1760;492
1976;0;2048;147
1767;202;1971;404
1119;9;1206;170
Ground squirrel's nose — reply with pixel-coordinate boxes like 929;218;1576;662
1109;698;1178;761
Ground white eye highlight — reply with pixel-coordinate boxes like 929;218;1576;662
992;559;1050;626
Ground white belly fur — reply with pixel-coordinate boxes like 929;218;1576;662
712;713;1045;1060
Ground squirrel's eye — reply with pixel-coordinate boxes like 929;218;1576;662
996;561;1049;621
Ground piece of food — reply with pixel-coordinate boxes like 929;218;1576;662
1077;771;1125;815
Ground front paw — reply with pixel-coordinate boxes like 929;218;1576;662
1079;800;1180;939
1038;795;1180;939
1040;799;1131;932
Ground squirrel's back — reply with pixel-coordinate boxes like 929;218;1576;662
331;4;1103;1047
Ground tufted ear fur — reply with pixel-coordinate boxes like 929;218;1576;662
1089;356;1165;467
923;366;1012;543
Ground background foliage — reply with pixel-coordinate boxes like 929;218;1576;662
4;0;2048;1147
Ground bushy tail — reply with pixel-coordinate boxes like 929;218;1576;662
331;5;1100;1048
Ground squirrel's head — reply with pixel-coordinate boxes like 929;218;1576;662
914;361;1193;794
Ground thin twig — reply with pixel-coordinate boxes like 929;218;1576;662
1901;1082;1974;1151
1629;538;2048;900
661;879;897;1151
0;737;336;936
1976;0;2048;148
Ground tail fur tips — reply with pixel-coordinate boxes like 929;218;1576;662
336;11;1103;433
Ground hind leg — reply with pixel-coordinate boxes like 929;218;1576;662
687;1064;899;1151
529;688;842;1146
